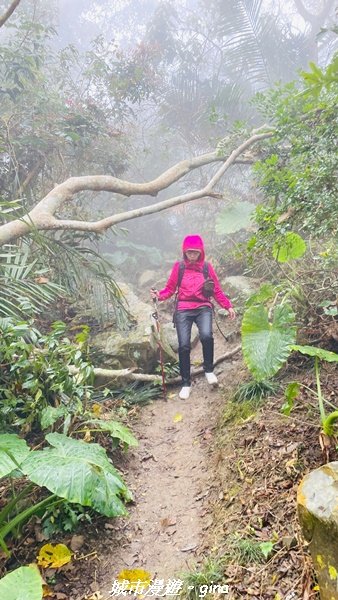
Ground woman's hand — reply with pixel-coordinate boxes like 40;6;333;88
227;308;236;320
150;288;159;300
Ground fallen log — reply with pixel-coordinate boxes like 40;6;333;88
69;345;241;385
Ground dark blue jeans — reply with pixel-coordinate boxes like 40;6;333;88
175;307;213;386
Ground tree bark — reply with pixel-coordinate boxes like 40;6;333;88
0;0;21;27
0;127;273;246
69;345;241;384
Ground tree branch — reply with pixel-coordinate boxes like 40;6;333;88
0;0;21;27
69;345;241;384
0;127;273;246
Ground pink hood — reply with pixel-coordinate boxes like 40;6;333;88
182;235;205;266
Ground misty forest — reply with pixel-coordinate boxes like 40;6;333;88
0;0;337;599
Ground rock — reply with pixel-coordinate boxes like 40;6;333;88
297;462;338;600
91;282;177;373
222;275;260;305
138;270;158;288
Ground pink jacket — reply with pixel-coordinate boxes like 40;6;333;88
158;235;233;311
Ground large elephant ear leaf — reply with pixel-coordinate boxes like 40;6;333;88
21;433;131;517
241;303;296;381
0;434;30;478
291;345;338;362
0;565;43;600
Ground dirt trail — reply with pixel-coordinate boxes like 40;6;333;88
98;331;241;597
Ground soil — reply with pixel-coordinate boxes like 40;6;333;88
2;325;338;600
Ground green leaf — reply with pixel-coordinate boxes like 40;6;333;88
245;283;276;307
0;434;30;478
291;345;338;363
272;233;306;263
0;565;43;600
259;541;274;559
21;433;131;517
85;419;138;448
215;201;255;235
281;382;300;415
241;304;296;381
40;406;68;430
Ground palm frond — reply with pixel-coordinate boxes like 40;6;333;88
29;232;131;328
0;245;65;320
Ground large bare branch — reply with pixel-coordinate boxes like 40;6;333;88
0;0;21;27
68;345;241;384
0;127;273;246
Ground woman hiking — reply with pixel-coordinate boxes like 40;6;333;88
150;234;236;400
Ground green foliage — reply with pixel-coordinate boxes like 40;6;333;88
245;283;277;307
81;419;138;450
241;303;296;381
291;346;338;435
0;432;131;553
291;345;338;363
234;379;279;403
272;233;306;263
226;534;275;565
106;381;160;407
281;382;300;416
36;232;130;327
252;56;338;244
156;360;180;379
41;501;93;539
0;245;64;320
22;433;131;517
0;566;43;600
0;434;30;477
179;558;224;600
0;320;93;432
222;399;259;425
215;201;255;235
300;56;338;97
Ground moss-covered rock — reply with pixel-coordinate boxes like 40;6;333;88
297;462;338;600
91;282;177;372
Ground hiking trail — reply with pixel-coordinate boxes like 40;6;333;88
97;330;241;598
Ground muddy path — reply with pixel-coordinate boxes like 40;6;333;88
97;331;241;598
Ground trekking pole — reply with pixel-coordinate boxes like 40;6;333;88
151;290;167;402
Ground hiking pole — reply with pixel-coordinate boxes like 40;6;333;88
151;290;167;402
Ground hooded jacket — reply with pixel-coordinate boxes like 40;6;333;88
158;235;233;311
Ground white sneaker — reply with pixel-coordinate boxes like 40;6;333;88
205;372;218;385
179;386;191;400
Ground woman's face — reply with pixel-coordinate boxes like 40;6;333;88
185;249;201;263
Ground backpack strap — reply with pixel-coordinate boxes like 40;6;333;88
177;261;185;289
203;261;209;279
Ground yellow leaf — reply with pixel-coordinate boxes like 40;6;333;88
173;413;183;423
168;393;176;399
91;403;102;416
42;584;54;597
37;543;72;568
117;568;152;590
83;429;92;442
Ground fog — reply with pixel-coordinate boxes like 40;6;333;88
1;0;336;280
